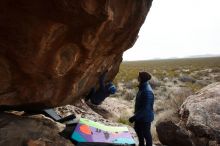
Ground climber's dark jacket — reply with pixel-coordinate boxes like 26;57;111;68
86;73;113;105
131;82;154;122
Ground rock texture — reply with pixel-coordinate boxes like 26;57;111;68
156;120;193;146
180;82;220;145
0;0;152;109
0;112;74;146
0;99;135;146
156;82;220;146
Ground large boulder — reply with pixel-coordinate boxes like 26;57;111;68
156;120;193;146
180;82;220;145
0;0;153;109
0;112;73;146
156;82;220;146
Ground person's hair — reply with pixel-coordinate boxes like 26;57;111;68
139;71;151;82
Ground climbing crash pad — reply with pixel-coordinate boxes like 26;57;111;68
71;118;135;146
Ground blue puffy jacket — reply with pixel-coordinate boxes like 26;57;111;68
132;82;154;122
88;72;112;105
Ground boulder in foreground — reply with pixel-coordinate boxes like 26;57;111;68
156;82;220;146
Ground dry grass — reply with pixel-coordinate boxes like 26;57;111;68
123;89;136;101
151;87;193;142
154;87;192;112
185;82;204;92
151;109;179;142
114;57;220;83
214;75;220;82
117;111;133;126
112;57;220;144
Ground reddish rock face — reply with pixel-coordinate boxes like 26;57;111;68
0;0;152;109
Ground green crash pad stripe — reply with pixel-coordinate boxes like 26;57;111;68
79;118;129;132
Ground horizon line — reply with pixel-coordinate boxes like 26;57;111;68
122;55;220;62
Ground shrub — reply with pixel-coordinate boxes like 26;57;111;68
214;75;220;82
178;75;196;83
167;70;179;78
154;88;191;115
149;76;162;89
168;88;193;110
211;67;220;73
117;117;132;126
185;82;204;92
123;89;136;101
154;99;166;113
117;111;133;126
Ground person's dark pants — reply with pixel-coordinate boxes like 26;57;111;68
85;88;95;101
134;121;152;146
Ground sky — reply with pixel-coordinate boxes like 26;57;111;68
123;0;220;61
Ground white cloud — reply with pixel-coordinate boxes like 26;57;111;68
123;0;220;61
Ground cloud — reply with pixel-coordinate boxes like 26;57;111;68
123;0;220;61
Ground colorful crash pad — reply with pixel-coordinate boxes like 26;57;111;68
71;118;135;145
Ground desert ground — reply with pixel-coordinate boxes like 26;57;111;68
53;57;220;145
96;57;220;143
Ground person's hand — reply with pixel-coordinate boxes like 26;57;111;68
129;117;135;123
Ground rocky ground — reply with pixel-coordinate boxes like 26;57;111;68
1;81;219;146
0;112;72;146
0;101;134;146
1;66;220;146
111;66;220;145
0;97;163;146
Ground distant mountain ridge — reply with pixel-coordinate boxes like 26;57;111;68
186;54;220;58
124;54;220;62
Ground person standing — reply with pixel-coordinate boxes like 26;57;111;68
129;72;154;146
